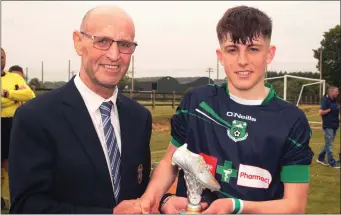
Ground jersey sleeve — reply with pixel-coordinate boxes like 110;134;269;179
320;96;329;110
170;93;192;147
8;74;35;102
280;112;314;183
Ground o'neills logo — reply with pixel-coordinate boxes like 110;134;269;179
239;172;270;185
237;164;272;189
226;112;256;122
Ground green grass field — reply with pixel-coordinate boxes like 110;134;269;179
1;105;339;214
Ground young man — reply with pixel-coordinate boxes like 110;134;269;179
317;86;340;168
141;5;314;214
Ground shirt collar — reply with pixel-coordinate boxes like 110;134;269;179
223;81;276;105
327;95;336;102
74;73;118;113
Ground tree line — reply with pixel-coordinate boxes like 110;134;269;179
28;70;323;99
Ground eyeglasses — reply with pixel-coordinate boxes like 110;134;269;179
80;32;138;54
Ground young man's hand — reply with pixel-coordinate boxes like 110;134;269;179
202;198;233;214
161;196;208;214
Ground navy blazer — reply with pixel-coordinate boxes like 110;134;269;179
8;78;152;214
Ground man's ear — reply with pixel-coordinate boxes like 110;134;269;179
73;30;83;56
216;49;224;66
266;45;276;64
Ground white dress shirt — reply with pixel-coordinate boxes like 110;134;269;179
74;74;121;193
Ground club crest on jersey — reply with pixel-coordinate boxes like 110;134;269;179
227;120;248;142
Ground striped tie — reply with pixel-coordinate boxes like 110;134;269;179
100;101;121;202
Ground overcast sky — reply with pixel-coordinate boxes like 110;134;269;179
1;1;340;82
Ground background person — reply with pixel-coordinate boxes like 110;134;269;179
1;48;35;210
316;86;340;168
8;65;25;79
9;65;28;106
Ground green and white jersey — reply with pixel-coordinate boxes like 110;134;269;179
171;82;313;201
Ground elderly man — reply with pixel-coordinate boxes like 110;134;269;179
9;5;152;213
316;86;340;168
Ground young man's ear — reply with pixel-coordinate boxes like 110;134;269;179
73;31;83;56
216;49;224;66
266;45;276;64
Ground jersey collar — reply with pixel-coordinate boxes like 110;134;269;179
326;95;336;102
223;82;276;105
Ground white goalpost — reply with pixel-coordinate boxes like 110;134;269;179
265;74;325;106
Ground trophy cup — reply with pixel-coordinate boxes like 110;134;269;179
171;144;221;214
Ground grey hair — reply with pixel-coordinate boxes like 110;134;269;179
328;85;338;91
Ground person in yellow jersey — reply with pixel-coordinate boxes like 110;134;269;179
8;65;28;106
1;48;35;209
9;65;25;79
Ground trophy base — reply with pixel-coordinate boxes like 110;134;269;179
179;209;202;214
179;205;202;214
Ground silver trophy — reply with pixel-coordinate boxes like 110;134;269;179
171;144;221;214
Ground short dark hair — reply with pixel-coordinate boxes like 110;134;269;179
9;65;24;74
216;5;272;45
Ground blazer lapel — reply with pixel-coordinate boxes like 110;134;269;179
61;80;113;191
116;94;134;200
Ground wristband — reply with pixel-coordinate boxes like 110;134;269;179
231;198;243;214
158;193;174;214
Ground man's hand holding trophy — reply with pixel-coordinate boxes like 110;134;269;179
164;143;221;214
